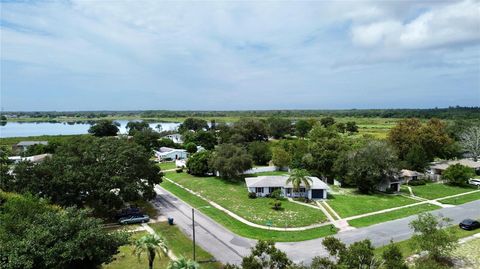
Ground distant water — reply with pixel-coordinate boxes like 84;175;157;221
0;120;180;138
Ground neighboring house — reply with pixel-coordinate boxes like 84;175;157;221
162;133;183;144
245;175;329;199
376;176;403;192
400;169;423;183
429;158;480;180
13;141;48;152
153;147;187;161
8;153;52;164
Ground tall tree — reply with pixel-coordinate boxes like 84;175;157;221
267;117;292;139
133;128;161;150
232;118;269;143
271;147;292;169
240;241;291;269
409;213;458;261
460;125;480;161
134;233;168;269
286;169;312;192
320;117;335;128
388;118;455;162
345;121;359;133
247;141;272;166
178;118;208;133
7;136;162;216
335;140;399;193
126;121;151;135
0;192;128;269
183;130;217;150
88;120;120;137
295;119;314;138
442;164;475;186
210;144;252;179
186;151;212;176
382;241;408;269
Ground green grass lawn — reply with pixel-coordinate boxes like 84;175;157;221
374;224;480;258
151;222;222;269
438;191;480;205
104;223;221;269
160;180;337;242
404;183;477;200
349;203;441;228
165;172;327;228
159;162;177;171
103;231;171;269
326;191;417;218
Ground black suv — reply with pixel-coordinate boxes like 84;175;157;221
459;219;480;230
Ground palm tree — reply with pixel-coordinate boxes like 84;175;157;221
286;169;312;192
167;256;200;269
133;233;168;269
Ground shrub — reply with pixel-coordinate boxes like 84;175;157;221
409;179;427;186
270;189;283;199
271;200;282;211
248;192;257;199
176;168;183;173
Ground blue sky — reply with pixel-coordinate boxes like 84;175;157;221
1;0;479;111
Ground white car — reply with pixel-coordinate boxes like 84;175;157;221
468;178;480;187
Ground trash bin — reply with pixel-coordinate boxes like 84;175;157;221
168;217;174;225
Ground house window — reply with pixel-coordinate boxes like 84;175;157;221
255;187;263;193
299;187;306;193
269;187;281;193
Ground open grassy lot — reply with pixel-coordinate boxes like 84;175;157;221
438;191;480;205
151;222;222;269
403;183;477;200
160;180;337;242
453;239;480;268
0;134;86;147
348;203;441;228
159;162;177;171
165;172;327;228
326;190;417;218
104;223;221;269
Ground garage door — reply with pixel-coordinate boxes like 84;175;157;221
311;189;324;199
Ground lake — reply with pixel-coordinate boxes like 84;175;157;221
0;120;180;138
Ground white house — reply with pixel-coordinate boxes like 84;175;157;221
429;159;480;180
162;133;183;144
13;141;48;152
153;147;187;161
8;153;52;164
245;175;329;199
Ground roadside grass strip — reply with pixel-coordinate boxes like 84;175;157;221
404;183;477;200
103;231;171;269
348;203;441;228
326;192;418;218
374;225;480;258
150;222;222;269
165;172;328;228
159;180;338;242
439;191;480;205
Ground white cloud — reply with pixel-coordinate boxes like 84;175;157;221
351;0;480;50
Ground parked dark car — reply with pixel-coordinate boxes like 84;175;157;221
115;207;142;219
459;219;480;230
118;214;150;225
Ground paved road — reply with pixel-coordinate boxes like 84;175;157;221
153;186;480;264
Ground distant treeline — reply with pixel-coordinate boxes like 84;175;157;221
3;106;480;120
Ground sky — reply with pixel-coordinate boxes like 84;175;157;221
1;0;479;111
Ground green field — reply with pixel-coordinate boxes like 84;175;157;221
403;183;477;200
165;172;327;228
438;191;480;205
104;222;221;269
326;191;417;218
159;162;177;171
348;203;441;228
160;180;337;242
